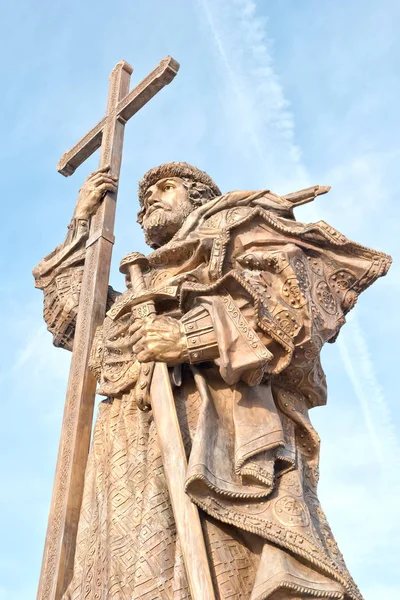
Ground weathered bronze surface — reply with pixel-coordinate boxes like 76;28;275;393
34;77;392;599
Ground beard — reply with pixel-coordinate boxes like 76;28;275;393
142;203;193;248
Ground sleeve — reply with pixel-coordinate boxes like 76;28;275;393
180;290;274;386
180;212;391;393
33;217;91;351
180;266;294;387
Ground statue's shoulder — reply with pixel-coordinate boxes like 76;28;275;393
200;205;256;232
197;189;298;236
198;185;335;237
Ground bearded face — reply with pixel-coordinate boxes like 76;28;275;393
141;177;194;248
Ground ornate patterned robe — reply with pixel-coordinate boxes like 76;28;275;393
34;190;391;600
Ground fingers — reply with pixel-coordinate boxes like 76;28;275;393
97;182;118;195
105;320;145;352
129;320;142;335
91;175;118;187
87;165;119;183
88;165;113;177
105;338;131;351
91;172;118;185
129;314;156;333
131;330;144;347
109;320;130;338
129;315;155;337
93;164;110;174
129;316;160;357
136;350;153;363
132;335;146;357
130;321;144;351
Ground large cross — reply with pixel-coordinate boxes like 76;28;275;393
37;57;179;600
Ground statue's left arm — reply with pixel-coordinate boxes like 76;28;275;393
179;274;288;387
131;204;391;400
176;208;392;392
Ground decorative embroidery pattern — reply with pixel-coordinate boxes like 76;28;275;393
281;277;307;309
315;281;337;314
220;290;272;361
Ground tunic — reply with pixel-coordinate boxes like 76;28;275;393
33;189;391;600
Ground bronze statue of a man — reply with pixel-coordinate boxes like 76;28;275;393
34;162;391;600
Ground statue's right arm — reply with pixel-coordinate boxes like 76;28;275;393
33;167;118;351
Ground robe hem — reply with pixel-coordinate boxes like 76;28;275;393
187;493;363;600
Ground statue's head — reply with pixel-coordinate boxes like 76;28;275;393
137;162;221;248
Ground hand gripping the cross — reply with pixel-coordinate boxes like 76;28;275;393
73;166;118;220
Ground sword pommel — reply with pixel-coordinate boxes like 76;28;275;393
119;252;149;275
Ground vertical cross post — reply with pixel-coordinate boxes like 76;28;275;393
37;57;179;600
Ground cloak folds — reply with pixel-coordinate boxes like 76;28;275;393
34;190;391;599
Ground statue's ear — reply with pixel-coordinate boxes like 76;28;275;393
187;180;207;202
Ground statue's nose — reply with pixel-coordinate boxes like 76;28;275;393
147;189;162;205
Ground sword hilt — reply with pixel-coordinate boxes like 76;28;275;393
118;255;216;597
119;252;150;296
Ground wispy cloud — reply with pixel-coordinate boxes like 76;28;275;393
197;0;398;472
2;0;398;596
197;0;308;191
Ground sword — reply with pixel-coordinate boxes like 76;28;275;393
119;252;216;600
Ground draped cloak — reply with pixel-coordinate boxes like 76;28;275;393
33;190;391;600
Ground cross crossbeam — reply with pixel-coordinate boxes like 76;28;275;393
57;56;179;176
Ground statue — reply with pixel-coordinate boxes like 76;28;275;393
33;59;392;600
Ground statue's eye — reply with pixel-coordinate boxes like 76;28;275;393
164;184;174;191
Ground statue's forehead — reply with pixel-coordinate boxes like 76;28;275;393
145;176;184;193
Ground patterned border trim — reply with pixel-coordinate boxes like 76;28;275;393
210;204;391;264
220;289;272;363
208;231;229;281
187;495;362;600
251;581;344;600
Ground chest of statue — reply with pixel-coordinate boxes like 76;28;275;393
89;240;213;397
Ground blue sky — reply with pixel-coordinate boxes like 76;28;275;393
0;1;399;598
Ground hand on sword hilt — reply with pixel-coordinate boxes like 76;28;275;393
119;253;155;411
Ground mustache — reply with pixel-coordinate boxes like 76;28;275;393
145;202;172;217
